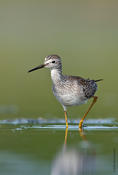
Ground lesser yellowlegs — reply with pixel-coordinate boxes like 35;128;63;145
28;55;102;129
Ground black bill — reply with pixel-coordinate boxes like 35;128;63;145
28;64;45;73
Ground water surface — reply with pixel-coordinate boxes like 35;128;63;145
0;118;118;175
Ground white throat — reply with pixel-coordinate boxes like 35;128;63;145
51;69;62;84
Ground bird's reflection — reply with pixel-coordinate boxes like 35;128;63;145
51;128;96;175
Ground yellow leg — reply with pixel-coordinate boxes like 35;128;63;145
64;111;68;128
79;96;98;129
64;127;68;145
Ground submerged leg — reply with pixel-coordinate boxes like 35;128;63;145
64;111;68;128
64;127;68;145
79;96;98;129
79;128;87;140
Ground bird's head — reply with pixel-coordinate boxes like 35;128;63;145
28;55;62;73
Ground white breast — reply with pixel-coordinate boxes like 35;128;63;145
51;69;87;107
53;84;87;107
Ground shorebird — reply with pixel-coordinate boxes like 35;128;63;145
28;55;102;129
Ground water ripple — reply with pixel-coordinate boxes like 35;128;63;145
0;118;118;131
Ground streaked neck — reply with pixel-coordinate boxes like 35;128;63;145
51;68;63;84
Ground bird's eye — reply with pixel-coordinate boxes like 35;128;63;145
52;61;55;63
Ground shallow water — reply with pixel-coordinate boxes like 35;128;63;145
0;118;118;175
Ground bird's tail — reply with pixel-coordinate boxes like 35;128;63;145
94;79;103;82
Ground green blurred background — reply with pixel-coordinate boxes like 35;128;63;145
0;0;118;120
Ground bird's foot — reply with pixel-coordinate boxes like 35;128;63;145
66;123;68;128
79;119;83;129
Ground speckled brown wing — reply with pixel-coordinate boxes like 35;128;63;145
67;76;97;99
